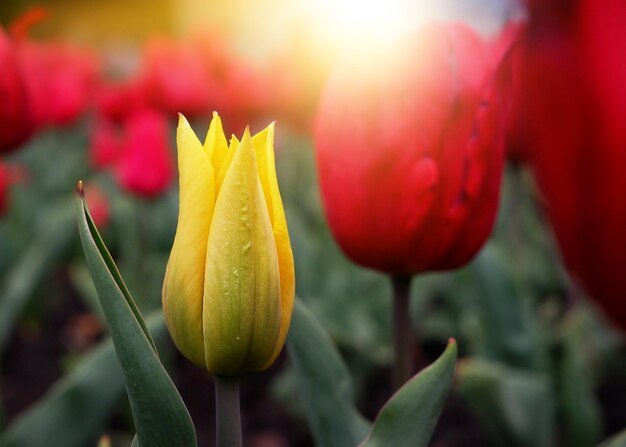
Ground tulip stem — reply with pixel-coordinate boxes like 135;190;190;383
391;275;415;390
214;375;242;447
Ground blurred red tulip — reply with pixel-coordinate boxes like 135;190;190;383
139;38;212;118
489;20;526;68
116;108;173;198
525;0;626;329
217;60;275;135
492;22;532;164
89;118;122;169
18;41;99;127
94;79;147;123
314;23;505;275
0;28;35;154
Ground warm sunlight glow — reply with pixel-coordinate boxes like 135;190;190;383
310;0;441;43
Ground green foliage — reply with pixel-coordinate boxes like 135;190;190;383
0;201;75;355
360;340;457;447
0;313;166;447
557;313;603;447
287;299;372;447
288;299;457;447
76;191;196;447
456;359;555;447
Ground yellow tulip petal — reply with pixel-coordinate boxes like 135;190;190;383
203;112;229;173
252;125;295;369
163;114;215;368
215;134;240;198
262;219;294;368
203;130;281;374
251;123;276;225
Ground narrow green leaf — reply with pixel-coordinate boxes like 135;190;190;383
287;299;371;447
0;314;165;447
80;193;156;352
359;339;457;447
599;430;626;447
76;186;196;447
456;359;555;447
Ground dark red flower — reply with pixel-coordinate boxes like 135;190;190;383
116;108;173;198
525;0;626;329
0;28;35;154
314;23;505;275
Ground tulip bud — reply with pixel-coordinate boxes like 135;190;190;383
314;23;504;275
163;113;294;375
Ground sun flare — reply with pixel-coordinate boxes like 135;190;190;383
312;0;439;43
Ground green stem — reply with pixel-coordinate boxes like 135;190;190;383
391;275;415;390
215;375;242;447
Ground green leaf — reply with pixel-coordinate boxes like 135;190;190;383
558;313;602;447
287;299;371;447
0;313;165;447
76;186;196;447
599;430;626;447
456;359;555;447
359;340;457;447
472;247;537;369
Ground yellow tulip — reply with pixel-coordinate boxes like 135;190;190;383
162;113;295;375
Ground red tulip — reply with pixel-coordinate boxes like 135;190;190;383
0;28;35;154
89;118;122;169
314;23;505;275
94;79;147;123
116;108;173;198
488;20;526;68
525;0;626;329
492;22;532;164
138;38;212;118
18;42;99;127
